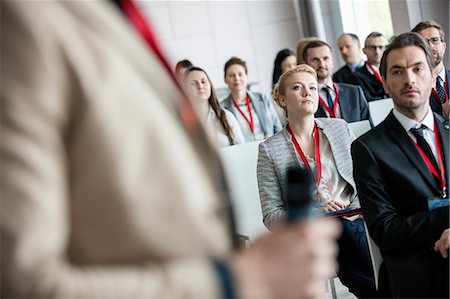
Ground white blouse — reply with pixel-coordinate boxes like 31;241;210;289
206;108;245;147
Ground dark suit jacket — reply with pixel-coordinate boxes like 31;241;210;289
315;83;372;125
430;68;450;116
354;65;389;102
352;112;449;298
333;65;358;85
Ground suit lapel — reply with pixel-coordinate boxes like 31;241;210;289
248;92;266;133
336;84;349;120
385;113;438;190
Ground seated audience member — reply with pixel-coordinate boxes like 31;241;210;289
352;32;449;298
296;36;319;65
257;64;377;299
333;33;365;84
272;48;296;90
175;59;193;83
412;20;449;117
354;32;389;102
184;66;244;147
1;1;342;298
221;57;282;142
303;40;372;124
272;48;296;125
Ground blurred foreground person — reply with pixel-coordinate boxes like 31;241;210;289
1;1;340;298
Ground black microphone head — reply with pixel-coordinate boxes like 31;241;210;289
286;166;314;222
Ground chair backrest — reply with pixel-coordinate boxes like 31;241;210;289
348;120;371;138
363;221;383;290
219;141;269;242
369;98;394;126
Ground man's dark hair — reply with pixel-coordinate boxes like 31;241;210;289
411;20;445;42
380;32;435;79
302;40;332;62
339;33;360;44
364;32;384;46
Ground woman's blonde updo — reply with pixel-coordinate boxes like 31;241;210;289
272;64;317;116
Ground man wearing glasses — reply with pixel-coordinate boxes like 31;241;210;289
354;32;389;102
412;20;449;117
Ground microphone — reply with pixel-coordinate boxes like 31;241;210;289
286;166;314;222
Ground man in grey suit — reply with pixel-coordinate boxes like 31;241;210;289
303;40;372;125
352;32;449;298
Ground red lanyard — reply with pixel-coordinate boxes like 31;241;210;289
232;95;254;133
318;83;339;118
413;123;447;198
120;0;198;129
366;63;384;86
121;0;173;79
287;124;322;187
431;74;448;103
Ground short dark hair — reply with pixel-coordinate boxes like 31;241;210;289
411;20;445;41
224;57;248;77
339;33;360;44
302;40;332;62
364;32;384;46
379;32;435;79
175;59;193;71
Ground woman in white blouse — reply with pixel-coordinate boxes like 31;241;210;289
185;66;244;147
257;64;378;298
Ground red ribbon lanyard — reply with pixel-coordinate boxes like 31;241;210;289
120;0;198;129
413;123;447;198
366;63;384;86
287;124;322;187
431;75;449;103
121;0;173;79
232;95;254;133
318;83;340;118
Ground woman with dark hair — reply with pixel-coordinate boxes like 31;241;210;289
272;48;296;90
185;66;244;147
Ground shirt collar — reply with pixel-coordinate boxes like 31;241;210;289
393;106;435;132
437;67;446;82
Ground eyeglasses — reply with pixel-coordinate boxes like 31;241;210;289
426;37;443;45
365;45;385;51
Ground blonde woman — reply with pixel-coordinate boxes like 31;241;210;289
257;64;377;298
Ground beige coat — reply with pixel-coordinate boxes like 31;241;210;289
1;1;233;297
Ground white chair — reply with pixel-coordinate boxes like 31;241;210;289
363;222;384;290
348;120;371;138
219;141;269;242
369;98;394;126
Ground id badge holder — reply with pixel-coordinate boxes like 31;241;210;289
427;198;449;211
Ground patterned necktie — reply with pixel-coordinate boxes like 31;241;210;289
436;76;446;103
410;125;439;171
322;86;334;110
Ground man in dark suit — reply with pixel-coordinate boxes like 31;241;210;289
352;32;449;298
333;33;365;84
302;40;372;124
412;20;449;117
354;32;389;102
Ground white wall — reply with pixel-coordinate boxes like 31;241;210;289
138;0;301;95
389;0;449;66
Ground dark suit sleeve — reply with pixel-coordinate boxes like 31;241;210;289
356;86;373;126
351;139;448;253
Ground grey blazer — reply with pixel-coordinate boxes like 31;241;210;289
257;118;359;229
221;91;282;138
